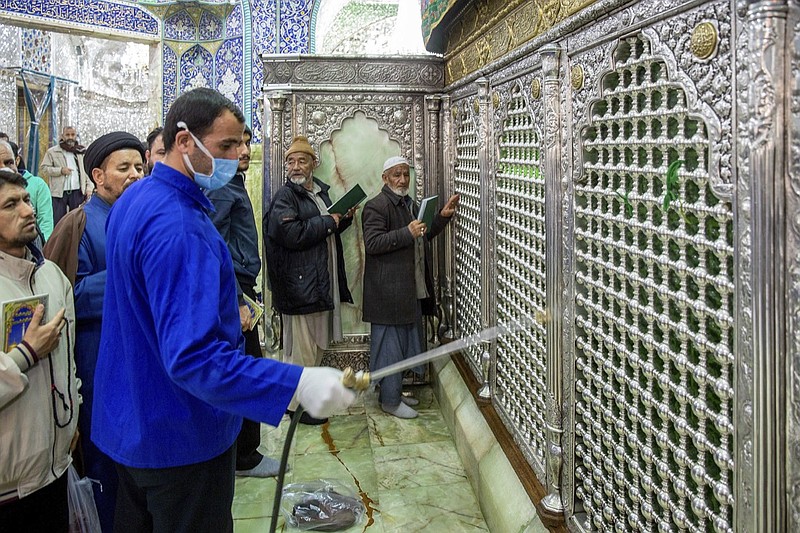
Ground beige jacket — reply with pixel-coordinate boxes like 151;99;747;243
39;144;92;198
0;246;79;503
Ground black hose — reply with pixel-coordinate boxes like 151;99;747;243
269;405;304;533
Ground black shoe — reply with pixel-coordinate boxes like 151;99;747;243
298;412;328;425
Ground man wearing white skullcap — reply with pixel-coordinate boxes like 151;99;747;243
361;156;460;418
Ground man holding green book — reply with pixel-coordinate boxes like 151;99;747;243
264;135;356;425
362;156;460;419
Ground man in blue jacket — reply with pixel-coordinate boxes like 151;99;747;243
45;131;146;532
92;88;355;532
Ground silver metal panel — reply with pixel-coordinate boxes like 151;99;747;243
451;92;485;377
785;5;800;532
491;75;548;478
570;30;735;532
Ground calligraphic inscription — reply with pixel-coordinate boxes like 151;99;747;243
0;0;159;35
690;21;718;60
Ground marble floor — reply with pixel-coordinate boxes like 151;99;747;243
232;385;489;532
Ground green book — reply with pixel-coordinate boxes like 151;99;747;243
417;195;439;228
328;184;367;215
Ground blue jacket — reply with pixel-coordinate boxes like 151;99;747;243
74;195;110;423
92;163;302;469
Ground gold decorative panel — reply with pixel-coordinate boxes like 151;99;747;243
444;0;597;84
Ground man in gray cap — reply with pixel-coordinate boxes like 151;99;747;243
44;131;145;532
362;156;459;418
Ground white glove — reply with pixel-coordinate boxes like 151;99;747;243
293;367;356;418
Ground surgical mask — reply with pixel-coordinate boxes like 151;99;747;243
177;121;238;190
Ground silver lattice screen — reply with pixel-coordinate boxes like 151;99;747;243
573;35;735;532
494;83;548;475
453;104;483;371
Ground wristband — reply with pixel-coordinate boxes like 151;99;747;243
20;340;39;365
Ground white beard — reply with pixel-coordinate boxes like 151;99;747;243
290;176;307;186
389;186;408;196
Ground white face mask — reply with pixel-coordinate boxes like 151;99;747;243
177;121;238;190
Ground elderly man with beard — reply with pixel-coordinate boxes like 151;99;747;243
265;135;355;425
45;132;145;532
0;170;77;532
40;126;92;225
361;157;459;419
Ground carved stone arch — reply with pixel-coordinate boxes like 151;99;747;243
302;97;415;158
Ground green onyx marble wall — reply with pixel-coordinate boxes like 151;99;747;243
315;111;406;336
244;142;264;286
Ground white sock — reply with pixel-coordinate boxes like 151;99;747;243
400;395;419;406
381;401;418;419
235;456;282;478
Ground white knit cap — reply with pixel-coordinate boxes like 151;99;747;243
382;156;410;172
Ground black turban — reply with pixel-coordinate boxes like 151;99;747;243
83;131;146;183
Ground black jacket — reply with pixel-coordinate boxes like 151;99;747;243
265;178;353;315
206;172;261;303
361;185;450;325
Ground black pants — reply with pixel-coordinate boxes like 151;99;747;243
0;471;69;533
236;282;264;470
52;189;84;227
113;445;235;533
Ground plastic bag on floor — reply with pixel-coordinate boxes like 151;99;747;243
281;479;366;531
67;465;101;533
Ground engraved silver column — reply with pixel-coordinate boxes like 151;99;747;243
541;44;566;516
738;1;791;531
266;90;287;197
783;2;800;532
476;77;496;400
264;90;288;351
425;94;443;344
439;94;456;340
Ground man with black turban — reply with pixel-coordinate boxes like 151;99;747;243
45;131;145;532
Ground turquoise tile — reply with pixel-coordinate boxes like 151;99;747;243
233;516;280;533
233;384;487;533
290;448;381;498
233;476;278;505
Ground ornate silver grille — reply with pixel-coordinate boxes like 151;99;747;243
572;35;735;532
494;84;548;474
452;103;483;371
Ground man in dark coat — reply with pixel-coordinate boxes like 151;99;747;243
264;135;355;425
361;156;459;418
206;125;281;477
